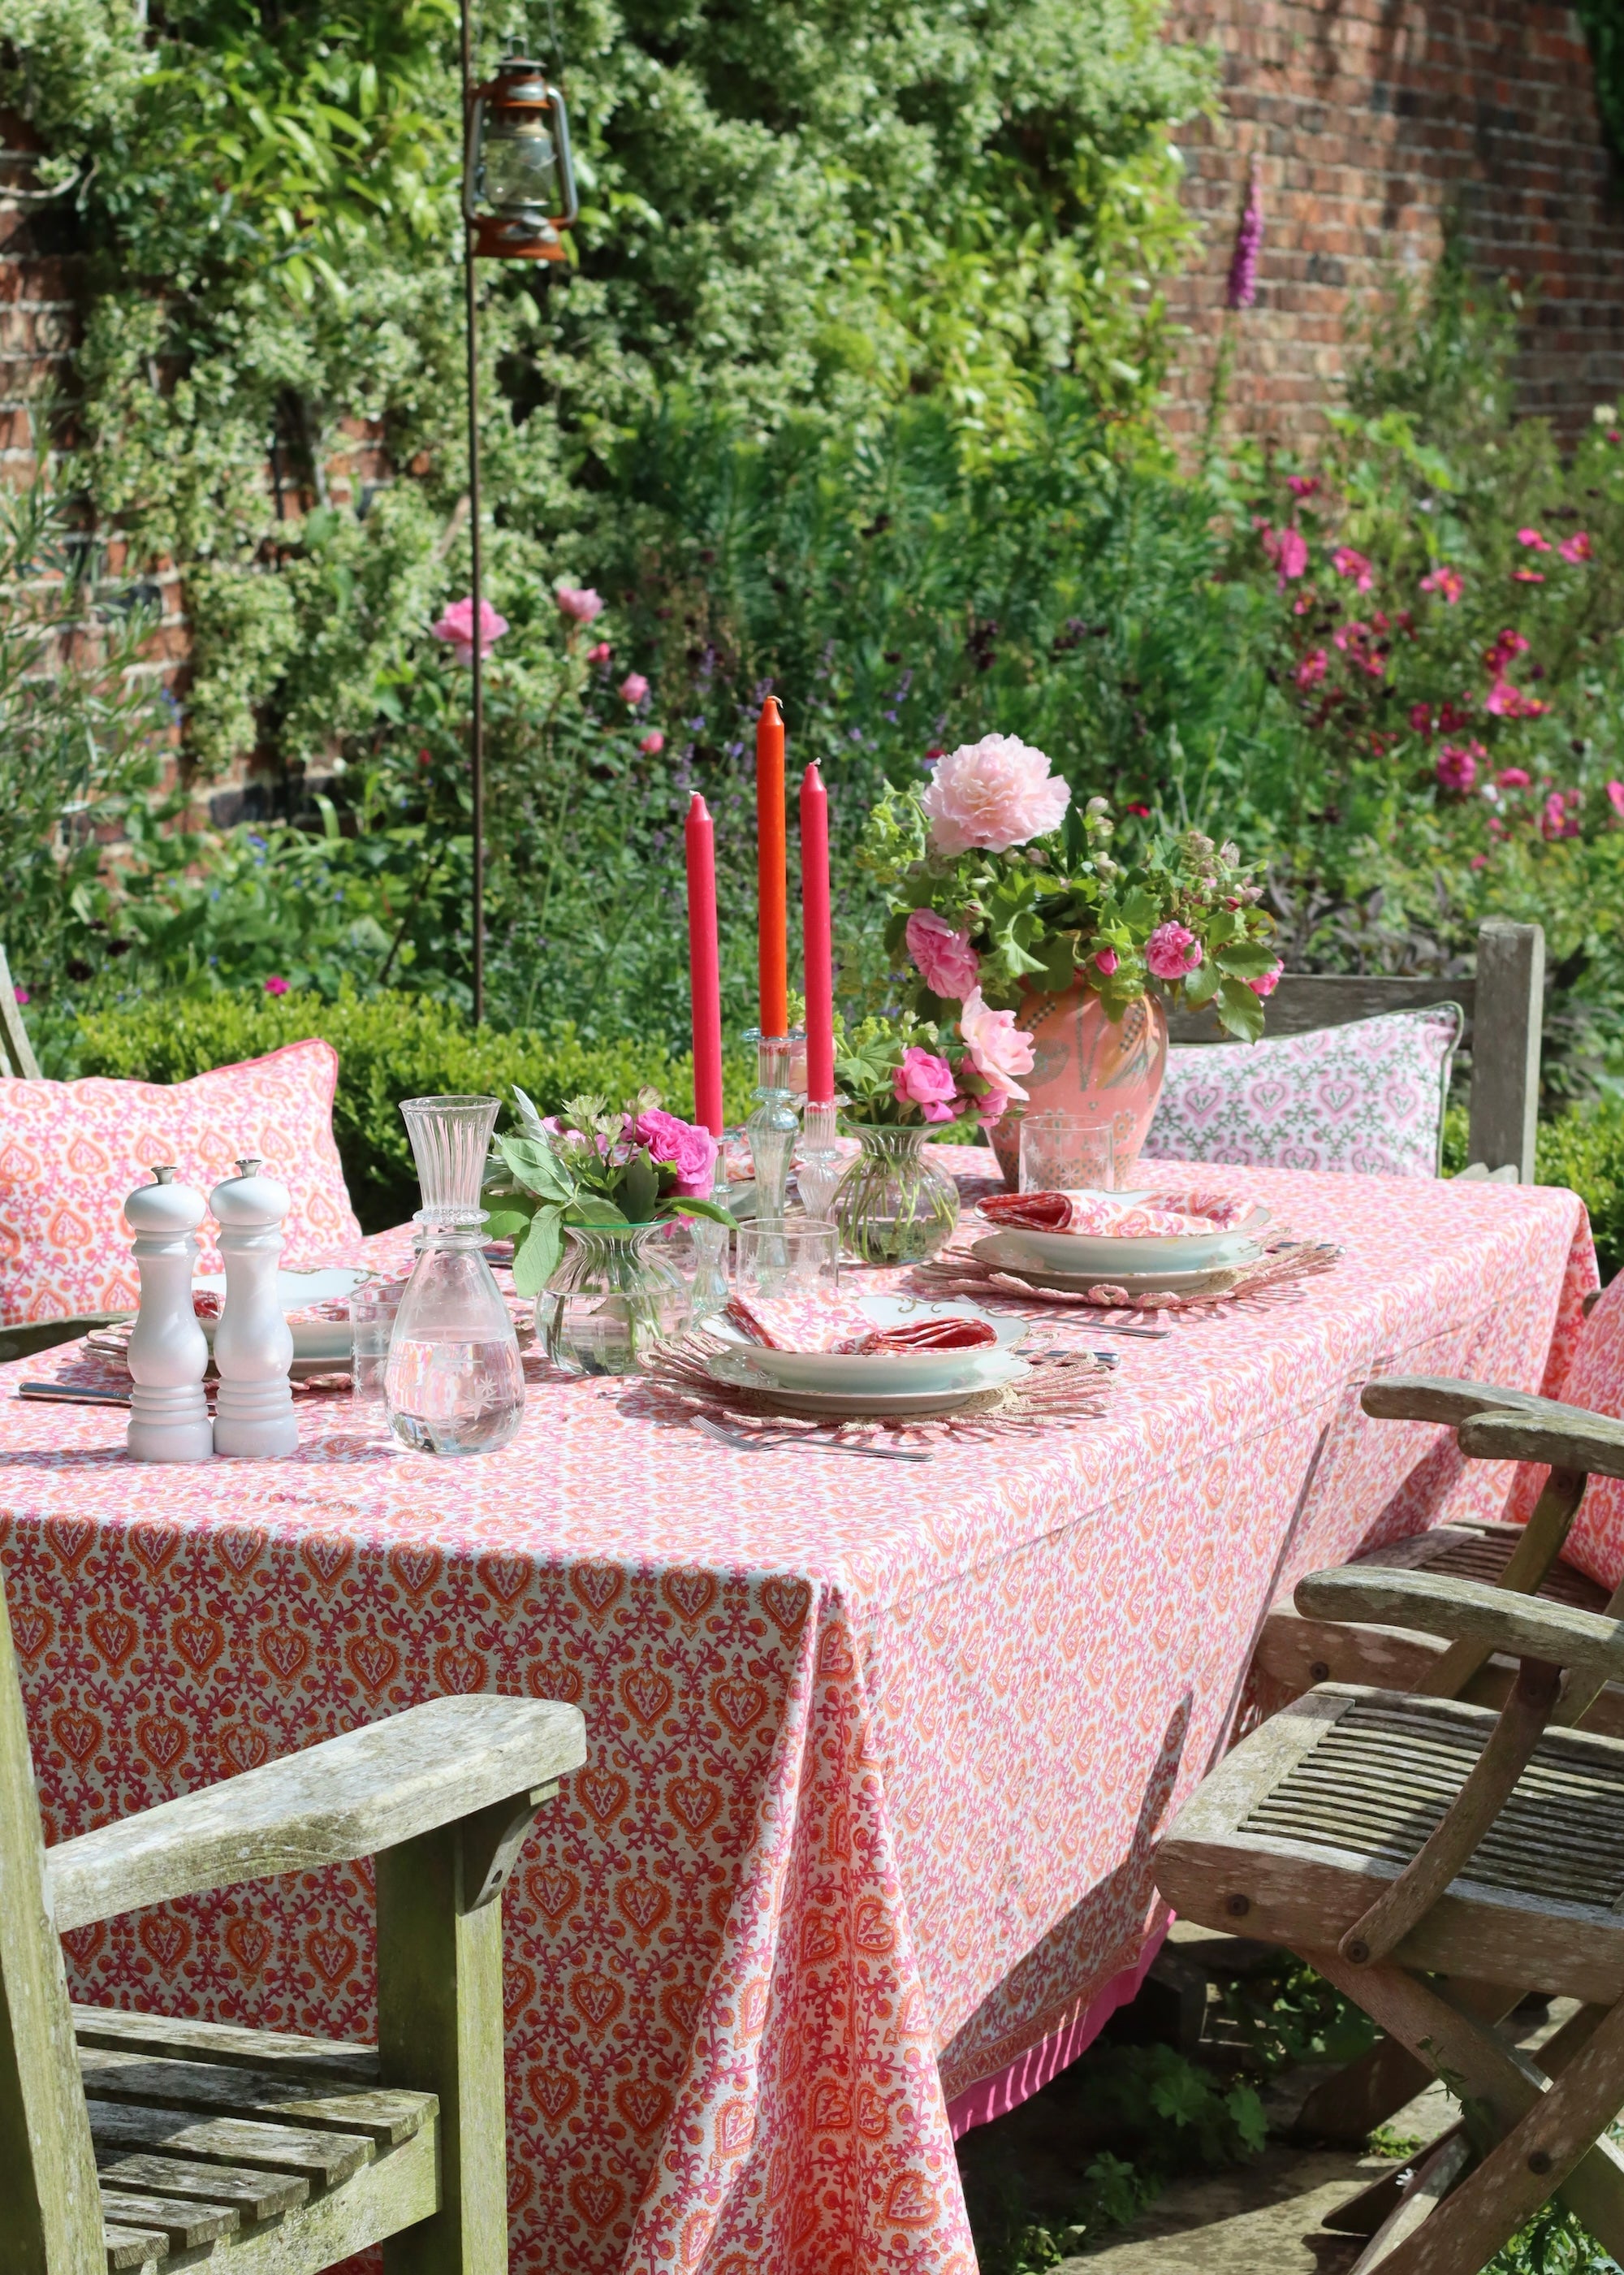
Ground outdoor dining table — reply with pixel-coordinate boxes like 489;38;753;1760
0;1151;1597;2275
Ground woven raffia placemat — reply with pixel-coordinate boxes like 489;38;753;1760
628;1329;1115;1446
909;1235;1342;1319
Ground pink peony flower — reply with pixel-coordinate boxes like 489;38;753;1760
1608;781;1624;820
555;586;604;624
1285;475;1320;499
586;641;612;664
1144;921;1203;981
618;673;650;705
1435;742;1482;793
1516;528;1552;551
628;1108;718;1196
905;908;980;1000
958;987;1035;1101
1094;947;1119;975
431;595;508;665
264;975;290;997
892;1046;959;1123
639;731;666;755
1497;767;1531;789
1332;547;1374;593
1560;531;1592;564
1247;960;1284;998
1419;565;1464;603
1295;649;1328;690
920;733;1070;854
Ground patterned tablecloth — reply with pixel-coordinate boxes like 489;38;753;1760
0;1154;1596;2275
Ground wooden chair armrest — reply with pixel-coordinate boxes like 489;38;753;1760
1458;1408;1624;1482
1294;1568;1624;1683
46;1694;585;1932
1359;1375;1584;1428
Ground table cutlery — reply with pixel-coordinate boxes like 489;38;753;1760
692;1415;932;1463
18;1382;132;1407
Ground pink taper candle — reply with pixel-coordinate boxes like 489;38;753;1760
685;794;724;1136
800;763;835;1105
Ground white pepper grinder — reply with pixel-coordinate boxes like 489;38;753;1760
124;1166;214;1463
210;1157;298;1459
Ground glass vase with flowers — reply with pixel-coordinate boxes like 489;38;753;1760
857;733;1281;1183
483;1087;733;1375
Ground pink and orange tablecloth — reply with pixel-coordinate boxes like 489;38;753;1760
0;1154;1597;2275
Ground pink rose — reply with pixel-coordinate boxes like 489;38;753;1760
957;988;1035;1102
1247;960;1284;999
905;909;980;1000
619;673;650;705
555;586;605;624
430;595;508;665
892;1047;959;1123
1094;947;1118;975
1560;531;1592;564
1144;921;1202;981
920;733;1070;854
639;731;666;755
974;1089;1010;1131
1419;565;1464;603
1332;547;1374;592
1516;527;1552;551
1435;742;1481;794
586;641;611;664
263;974;290;997
628;1109;718;1196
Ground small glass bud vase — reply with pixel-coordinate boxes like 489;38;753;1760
538;1222;690;1377
744;1029;804;1223
833;1123;961;1266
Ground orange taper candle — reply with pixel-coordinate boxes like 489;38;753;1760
756;694;788;1034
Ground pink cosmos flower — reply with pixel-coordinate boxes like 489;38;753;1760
892;1046;959;1123
905;909;980;1001
1560;531;1592;564
1332;547;1374;593
639;731;666;755
1144;921;1203;981
1094;947;1119;975
1419;565;1464;603
1543;790;1580;841
1247;961;1284;998
1607;781;1624;820
586;641;611;664
1295;649;1328;690
430;596;509;665
628;1108;718;1196
264;975;290;997
1471;854;1489;872
1435;742;1481;793
1512;569;1546;584
920;733;1070;854
1497;767;1531;789
1516;528;1552;551
1485;678;1548;719
11;984;26;1005
555;586;605;625
619;673;650;705
1484;629;1530;672
1285;475;1320;499
958;988;1035;1101
1409;702;1434;735
1257;521;1308;587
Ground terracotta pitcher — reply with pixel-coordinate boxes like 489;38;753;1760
989;985;1168;1188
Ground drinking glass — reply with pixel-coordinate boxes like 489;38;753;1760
1018;1112;1116;1194
734;1218;840;1305
349;1282;407;1411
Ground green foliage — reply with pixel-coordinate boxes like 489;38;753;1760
1212;1952;1380;2074
1575;0;1624;161
67;986;752;1230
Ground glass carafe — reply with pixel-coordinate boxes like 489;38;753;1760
385;1095;525;1456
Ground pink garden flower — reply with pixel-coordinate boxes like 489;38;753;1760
958;988;1035;1101
1512;569;1545;584
1435;742;1483;794
628;1108;718;1196
1257;521;1308;587
1144;921;1203;981
892;1046;959;1123
1094;947;1119;975
1497;767;1531;789
639;731;666;755
1247;960;1284;998
586;641;612;664
1295;649;1328;690
1560;531;1592;564
1543;790;1580;841
619;673;650;705
1285;475;1320;500
1485;678;1548;720
1226;158;1263;310
920;733;1070;854
1484;629;1530;673
1608;781;1624;820
974;1090;1012;1131
1419;565;1464;603
905;909;980;1000
1332;547;1374;593
1408;702;1435;735
555;586;605;624
1516;528;1552;551
263;975;290;997
430;596;508;665
11;984;27;1005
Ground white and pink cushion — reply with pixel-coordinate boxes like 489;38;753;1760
1147;1005;1462;1179
0;1038;361;1324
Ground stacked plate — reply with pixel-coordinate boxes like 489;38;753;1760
192;1266;366;1378
971;1194;1271;1302
707;1295;1030;1416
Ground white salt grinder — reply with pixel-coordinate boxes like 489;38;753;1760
210;1157;298;1459
124;1166;214;1464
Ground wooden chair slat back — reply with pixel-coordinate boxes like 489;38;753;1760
0;1575;102;2273
1167;971;1474;1045
0;945;42;1083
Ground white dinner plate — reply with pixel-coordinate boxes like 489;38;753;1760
972;1238;1245;1299
706;1346;1027;1416
709;1295;1027;1395
972;1223;1265;1278
194;1267;367;1313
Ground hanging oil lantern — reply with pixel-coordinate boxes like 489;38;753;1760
463;51;578;262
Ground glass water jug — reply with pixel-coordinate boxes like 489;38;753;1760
385;1094;525;1456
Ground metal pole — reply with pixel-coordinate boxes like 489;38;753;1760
460;0;485;1025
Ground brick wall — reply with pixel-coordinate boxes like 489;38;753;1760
1162;0;1624;451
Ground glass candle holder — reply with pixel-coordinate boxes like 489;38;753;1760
796;1094;848;1222
744;1029;804;1224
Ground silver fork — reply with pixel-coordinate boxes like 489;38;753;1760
692;1415;932;1463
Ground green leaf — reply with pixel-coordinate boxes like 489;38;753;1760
482;1204;536;1239
620;1149;659;1222
663;1196;734;1226
497;1132;572;1200
1225;2083;1268;2155
1216;940;1281;980
511;1205;563;1298
1181;956;1221;1008
1216;974;1267;1042
565;1198;631;1227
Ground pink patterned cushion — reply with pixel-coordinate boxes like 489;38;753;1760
1147;1006;1462;1179
0;1038;361;1324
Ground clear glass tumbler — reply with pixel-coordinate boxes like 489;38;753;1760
385;1096;525;1457
734;1217;841;1304
349;1282;407;1411
1018;1111;1116;1195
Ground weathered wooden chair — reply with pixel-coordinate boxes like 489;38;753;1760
0;1568;585;2274
1157;1405;1624;2272
1168;915;1544;1179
